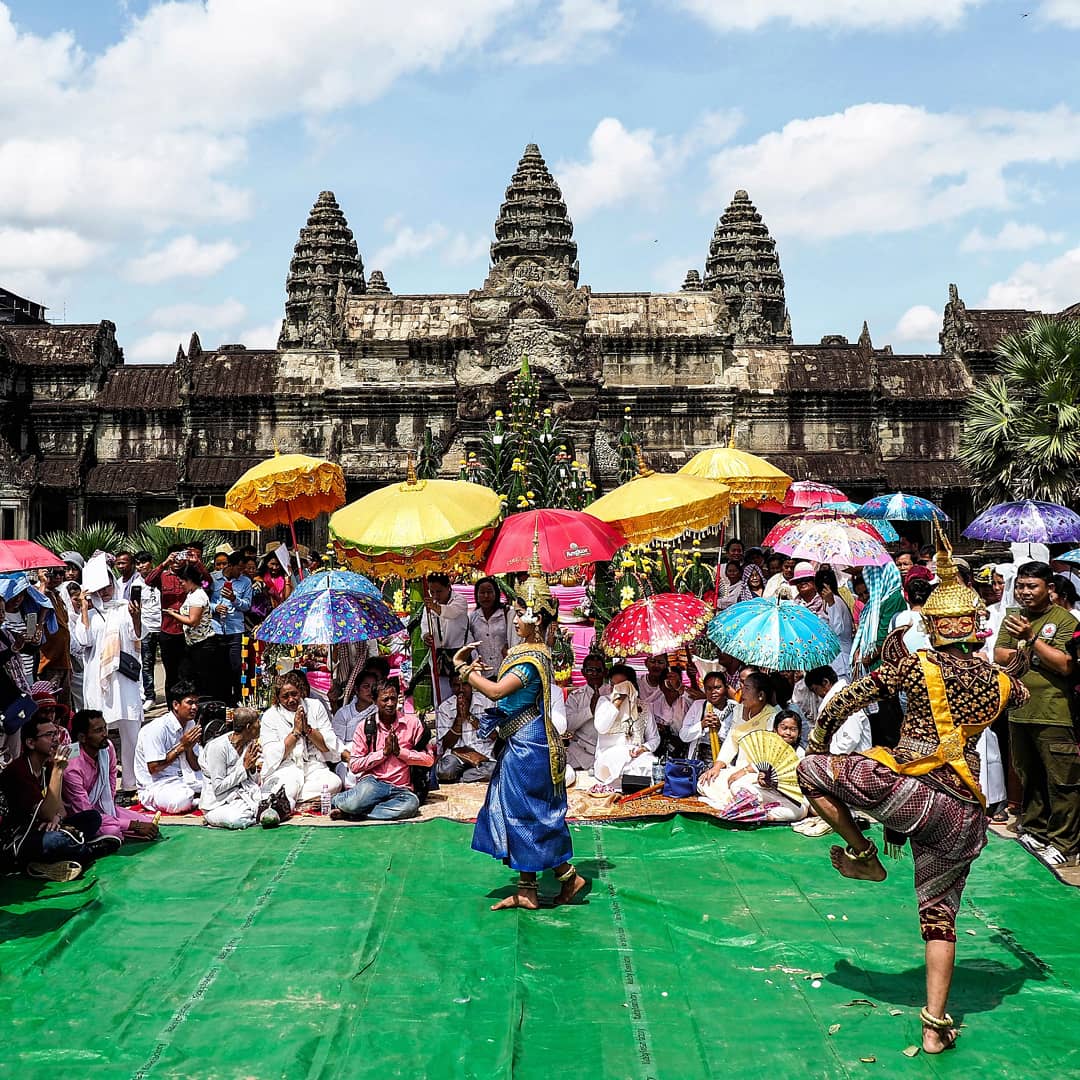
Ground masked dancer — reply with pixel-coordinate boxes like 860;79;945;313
796;529;1028;1054
455;535;586;910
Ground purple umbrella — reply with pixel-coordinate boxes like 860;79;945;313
963;500;1080;545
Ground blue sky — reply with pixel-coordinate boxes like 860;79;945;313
3;0;1079;360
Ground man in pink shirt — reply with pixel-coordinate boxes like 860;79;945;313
63;710;159;842
331;681;433;821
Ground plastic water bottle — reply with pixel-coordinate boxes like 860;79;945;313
320;782;331;816
651;757;664;785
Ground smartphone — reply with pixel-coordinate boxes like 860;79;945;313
67;742;81;759
24;611;38;640
1005;606;1022;620
131;584;142;603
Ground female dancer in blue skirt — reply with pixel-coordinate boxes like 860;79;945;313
454;543;586;910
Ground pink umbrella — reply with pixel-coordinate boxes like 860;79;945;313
484;508;626;574
0;540;65;573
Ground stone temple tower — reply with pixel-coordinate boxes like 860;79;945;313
702;190;792;344
484;143;580;290
278;190;365;348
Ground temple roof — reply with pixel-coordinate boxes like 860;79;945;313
704;191;785;293
98;365;180;410
0;323;113;367
191;349;282;397
86;461;179;496
366;270;391;295
490;144;578;284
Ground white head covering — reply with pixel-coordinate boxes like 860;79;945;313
82;553;113;596
1011;541;1050;566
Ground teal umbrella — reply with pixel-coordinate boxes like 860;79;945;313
707;597;841;670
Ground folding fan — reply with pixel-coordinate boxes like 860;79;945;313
737;729;802;803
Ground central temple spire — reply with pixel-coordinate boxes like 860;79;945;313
487;143;579;288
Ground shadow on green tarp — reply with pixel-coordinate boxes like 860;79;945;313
1;817;1077;1080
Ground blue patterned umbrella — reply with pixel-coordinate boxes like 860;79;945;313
963;500;1080;544
1057;549;1080;565
858;492;948;522
292;568;383;601
706;597;841;670
255;578;402;645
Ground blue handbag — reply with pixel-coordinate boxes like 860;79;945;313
663;757;706;798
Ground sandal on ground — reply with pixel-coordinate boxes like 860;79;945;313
27;860;82;882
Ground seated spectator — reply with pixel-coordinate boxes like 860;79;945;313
332;680;433;820
199;708;267;829
715;671;778;766
1;714;114;880
134;680;204;813
699;709;808;823
678;671;738;763
63;709;158;842
592;665;660;787
434;673;495;783
653;665;690;757
332;668;379;788
637;654;669;713
260;671;344;810
564;653;610;773
803;666;872;755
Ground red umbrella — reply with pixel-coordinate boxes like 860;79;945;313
599;592;713;658
484;508;626;574
0;540;65;573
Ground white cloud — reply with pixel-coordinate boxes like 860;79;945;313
238;321;283;349
148;298;247;330
502;0;623;64
126;330;188;363
557;111;741;219
651;254;702;290
960;221;1065;252
126;236;241;284
893;304;941;344
979;246;1080;311
0;227;102;272
0;0;623;291
705;103;1080;239
370;221;489;270
1040;0;1080;27
675;0;983;31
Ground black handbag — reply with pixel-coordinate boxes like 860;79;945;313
118;651;141;682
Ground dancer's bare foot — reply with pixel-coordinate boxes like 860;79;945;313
829;844;887;882
922;1025;959;1054
491;884;540;911
554;872;587;906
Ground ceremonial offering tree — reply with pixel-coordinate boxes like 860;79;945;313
961;315;1080;507
468;355;594;510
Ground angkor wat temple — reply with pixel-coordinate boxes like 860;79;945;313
0;144;1069;543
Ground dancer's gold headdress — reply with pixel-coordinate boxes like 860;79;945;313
921;523;983;646
520;524;557;622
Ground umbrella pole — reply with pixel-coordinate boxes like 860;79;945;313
713;521;727;599
286;505;305;581
423;575;443;709
661;546;675;589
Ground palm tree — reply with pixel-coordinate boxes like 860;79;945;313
960;315;1080;508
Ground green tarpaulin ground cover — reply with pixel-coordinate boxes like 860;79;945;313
1;817;1077;1079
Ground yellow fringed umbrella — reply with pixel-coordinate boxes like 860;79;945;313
678;439;792;504
157;505;260;532
588;450;730;546
329;456;502;579
226;451;346;548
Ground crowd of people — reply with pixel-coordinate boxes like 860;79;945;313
2;528;1078;893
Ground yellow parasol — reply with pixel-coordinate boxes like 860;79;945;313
157;505;260;532
588;449;730;546
329;456;502;579
678;437;792;504
226;450;346;553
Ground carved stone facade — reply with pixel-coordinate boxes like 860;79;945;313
1;144;1075;542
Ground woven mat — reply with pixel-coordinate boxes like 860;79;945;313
153;783;724;827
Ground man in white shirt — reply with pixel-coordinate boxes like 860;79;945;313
331;669;378;788
434;675;495;782
259;672;345;809
592;666;660;787
133;680;203;813
678;671;737;763
803;666;871;755
563;653;609;773
198;707;263;829
134;552;162;708
420;574;470;702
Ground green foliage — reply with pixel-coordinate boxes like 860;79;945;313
37;523;126;560
124;523;226;564
960;316;1080;507
416;427;441;481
